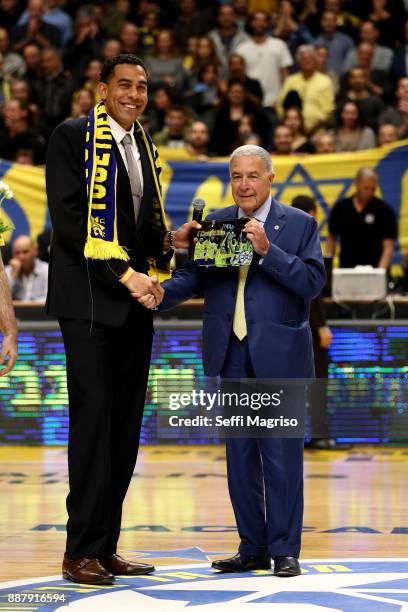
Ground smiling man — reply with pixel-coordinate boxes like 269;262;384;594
46;54;196;585
139;144;326;577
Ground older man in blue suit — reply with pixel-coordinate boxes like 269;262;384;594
137;144;326;576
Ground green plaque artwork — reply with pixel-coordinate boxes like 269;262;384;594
192;218;253;267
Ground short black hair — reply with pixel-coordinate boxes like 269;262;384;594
100;54;148;83
291;195;317;214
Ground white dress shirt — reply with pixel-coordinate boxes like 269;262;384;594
108;115;144;194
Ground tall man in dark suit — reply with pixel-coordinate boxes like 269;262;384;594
138;145;326;577
46;54;194;585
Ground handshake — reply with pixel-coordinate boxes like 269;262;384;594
122;271;164;310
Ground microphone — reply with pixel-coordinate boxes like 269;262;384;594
189;198;205;258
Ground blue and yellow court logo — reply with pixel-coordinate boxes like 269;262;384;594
2;558;408;610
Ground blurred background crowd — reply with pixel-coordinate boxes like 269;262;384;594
0;0;408;165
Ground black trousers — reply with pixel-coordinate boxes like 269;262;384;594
59;306;153;559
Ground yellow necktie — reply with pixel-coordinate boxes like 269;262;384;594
233;264;250;340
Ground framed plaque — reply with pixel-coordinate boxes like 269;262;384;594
192;218;253;267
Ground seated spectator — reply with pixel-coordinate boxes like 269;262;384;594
0;0;25;32
0;98;46;164
378;76;408;138
322;0;361;41
119;21;140;55
338;66;386;129
369;0;404;49
12;0;61;52
183;36;198;72
172;0;212;53
334;100;376;151
340;41;391;102
184;120;211;160
42;0;73;48
187;63;222;129
17;0;73;49
210;79;269;155
100;0;131;39
68;88;94;119
314;131;337;153
343;20;393;73
101;38;122;63
208;4;249;70
378;122;399;145
315;43;339;94
147;84;175;134
272;0;314;57
283;106;315;153
272;124;294;155
315;10;354;76
153;105;190;148
188;36;220;79
5;234;48;302
82;58;102;103
327;167;397;270
9;79;41;128
39;47;75;136
233;0;249;31
226;53;263;106
63;8;102;79
145;29;185;93
391;19;408;85
138;9;159;56
0;27;25;79
277;45;335;135
236;113;262;147
22;43;43;100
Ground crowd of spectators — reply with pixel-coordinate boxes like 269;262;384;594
0;0;407;164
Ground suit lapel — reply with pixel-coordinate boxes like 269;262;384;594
134;129;154;229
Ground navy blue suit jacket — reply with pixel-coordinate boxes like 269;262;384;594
162;199;326;378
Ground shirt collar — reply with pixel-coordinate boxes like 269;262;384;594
108;114;134;146
237;195;272;223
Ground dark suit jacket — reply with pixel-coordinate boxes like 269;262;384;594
162;200;326;378
45;117;165;325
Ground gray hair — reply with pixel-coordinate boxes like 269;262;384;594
296;44;317;62
356;167;378;181
229;144;274;173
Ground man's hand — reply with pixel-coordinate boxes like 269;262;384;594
318;326;333;349
172;221;202;249
9;258;22;279
123;271;163;302
134;285;165;310
0;333;17;376
243;219;270;257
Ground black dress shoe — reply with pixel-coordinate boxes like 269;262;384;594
212;552;271;572
273;556;301;577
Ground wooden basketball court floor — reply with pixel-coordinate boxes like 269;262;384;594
1;445;408;582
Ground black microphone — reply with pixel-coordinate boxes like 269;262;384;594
189;198;205;258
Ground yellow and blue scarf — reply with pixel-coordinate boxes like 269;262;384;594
85;101;169;276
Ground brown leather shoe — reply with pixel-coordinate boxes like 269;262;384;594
62;555;115;584
100;553;155;575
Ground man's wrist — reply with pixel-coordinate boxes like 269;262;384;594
119;267;135;284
